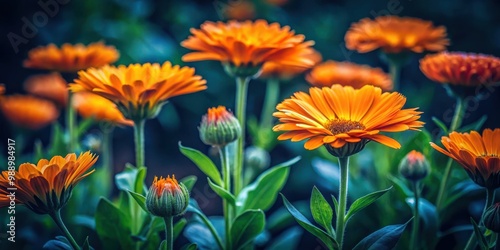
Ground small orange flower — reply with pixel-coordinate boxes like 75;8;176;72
146;175;190;217
24;73;68;107
69;62;207;121
224;1;255;21
24;42;119;72
345;16;449;54
431;129;500;189
260;49;322;80
181;20;315;76
0;94;59;130
306;60;393;91
273;85;423;157
0;151;98;214
73;92;133;126
420;52;500;86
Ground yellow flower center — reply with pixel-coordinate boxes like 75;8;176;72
325;119;365;135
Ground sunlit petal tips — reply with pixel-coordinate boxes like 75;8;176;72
73;92;134;127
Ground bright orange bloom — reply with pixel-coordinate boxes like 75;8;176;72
151;175;182;196
69;62;207;121
0;94;59;130
181;20;315;74
224;1;255;21
73;92;133;126
260;49;322;80
24;72;68;107
0;151;98;214
306;60;393;91
273;85;423;157
24;42;119;72
420;52;500;86
345;16;448;54
431;129;500;189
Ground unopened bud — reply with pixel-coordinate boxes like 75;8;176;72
199;106;241;147
146;175;189;218
399;150;430;182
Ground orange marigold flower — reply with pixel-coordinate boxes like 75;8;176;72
345;16;449;54
73;92;133;127
24;42;119;72
224;1;255;21
181;20;315;77
420;52;500;87
260;49;322;80
0;94;59;130
273;84;423;157
306;60;393;91
431;129;500;189
69;62;207;121
24;72;68;107
0;151;98;214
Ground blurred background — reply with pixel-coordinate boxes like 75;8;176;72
1;0;500;249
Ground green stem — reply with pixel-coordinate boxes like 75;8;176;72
435;97;465;211
389;61;401;91
410;181;420;250
464;188;495;250
66;93;78;152
101;127;114;196
219;146;232;250
49;210;81;250
133;119;145;169
234;77;250;195
164;216;174;250
197;209;225;250
336;157;349;250
260;78;280;130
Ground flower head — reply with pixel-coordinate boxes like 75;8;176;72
181;20;315;77
0;93;59;130
0;151;98;214
73;92;133;127
260;48;322;80
431;129;500;189
24;42;119;72
306;60;393;90
345;16;448;54
146;175;189;217
273;85;423;157
199;106;241;147
399;150;430;181
24;73;68;107
69;62;207;121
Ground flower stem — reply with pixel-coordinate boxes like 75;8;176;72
234;76;250;195
49;210;81;250
260;78;280;130
133;119;145;169
219;146;232;250
435;97;465;211
410;181;420;250
66;93;78;152
336;157;350;250
164;216;174;250
101;126;114;196
464;188;495;250
389;61;401;91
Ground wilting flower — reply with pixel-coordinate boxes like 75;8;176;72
431;129;500;189
420;52;500;87
399;150;430;182
24;72;68;107
223;0;255;21
0;151;98;214
73;92;133;127
181;20;315;77
345;16;448;54
273;85;423;157
306;60;393;91
0;94;59;130
24;42;119;72
69;62;207;121
260;49;322;80
146;175;190;218
199;106;241;147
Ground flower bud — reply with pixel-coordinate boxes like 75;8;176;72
399;150;430;182
484;203;500;233
245;146;271;171
146;175;189;218
199;106;241;147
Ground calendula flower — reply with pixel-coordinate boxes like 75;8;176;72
146;175;190;218
273;85;423;157
431;129;500;189
0;151;98;214
24;72;68;107
306;60;393;90
24;42;119;72
199;106;241;147
73;92;133;127
224;0;255;21
69;62;207;121
345;16;449;54
420;52;500;87
260;49;322;80
181;20;315;77
0;94;59;130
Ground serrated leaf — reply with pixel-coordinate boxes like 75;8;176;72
179;142;222;185
352;218;411;250
127;190;147;213
346;186;392;222
311;186;334;234
180;175;198;192
207;178;236;205
230;209;266;250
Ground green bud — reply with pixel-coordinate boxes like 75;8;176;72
199;106;241;147
399;150;430;182
146;175;189;218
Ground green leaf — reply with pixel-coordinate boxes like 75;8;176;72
265;226;303;250
346;186;392;222
405;197;438;241
95;198;134;249
43;237;72;250
77;117;95;137
431;117;448;134
387;175;413;197
179;142;222;186
352;218;411;250
267;201;310;232
48;123;66;156
180;175;198;192
331;195;339;216
159;240;167;250
310;187;333;234
181;243;198;250
237;157;299;212
471;218;488;250
207;178;236;205
127;190;147;213
186;203;224;250
174;218;187;240
115;164;147;194
281;194;336;250
230;209;266;250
